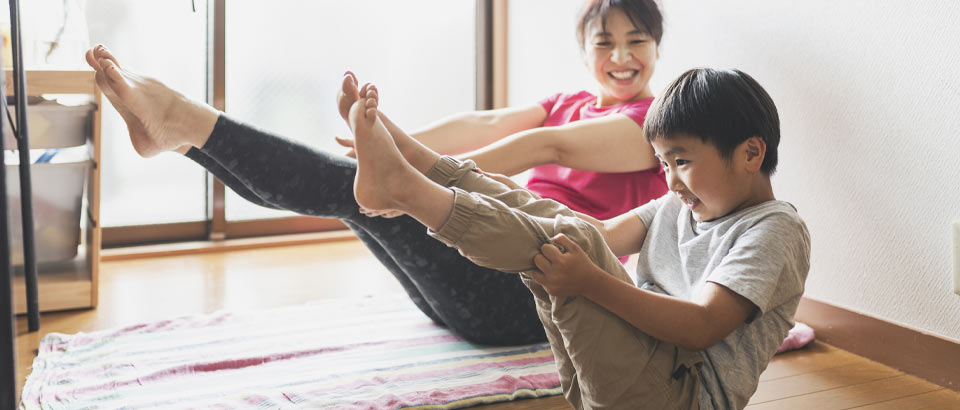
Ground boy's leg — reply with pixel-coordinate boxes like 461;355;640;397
349;94;698;409
426;165;702;409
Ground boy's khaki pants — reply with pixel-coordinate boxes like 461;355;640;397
424;157;702;410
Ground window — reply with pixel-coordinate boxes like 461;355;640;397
85;1;483;245
224;1;477;221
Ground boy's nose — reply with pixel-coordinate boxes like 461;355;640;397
666;171;685;192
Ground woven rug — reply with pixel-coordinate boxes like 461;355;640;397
21;296;562;409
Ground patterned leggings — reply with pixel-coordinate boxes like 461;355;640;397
184;115;545;346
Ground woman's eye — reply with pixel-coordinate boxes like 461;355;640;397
660;161;669;170
594;41;611;47
630;40;647;45
675;159;689;166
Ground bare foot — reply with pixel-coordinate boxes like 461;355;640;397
336;79;440;173
348;85;419;212
336;71;360;121
85;45;219;157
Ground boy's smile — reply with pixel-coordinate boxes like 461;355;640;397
652;135;772;222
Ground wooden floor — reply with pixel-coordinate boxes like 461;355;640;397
14;238;960;409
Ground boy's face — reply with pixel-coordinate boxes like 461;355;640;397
652;135;757;222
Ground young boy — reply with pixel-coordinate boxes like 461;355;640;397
343;68;810;410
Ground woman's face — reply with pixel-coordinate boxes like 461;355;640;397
582;8;658;106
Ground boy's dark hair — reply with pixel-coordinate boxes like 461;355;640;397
644;68;781;174
576;0;663;48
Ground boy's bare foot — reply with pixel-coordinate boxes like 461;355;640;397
348;85;420;212
84;44;219;157
335;77;440;173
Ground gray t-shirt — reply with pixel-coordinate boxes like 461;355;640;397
633;194;811;410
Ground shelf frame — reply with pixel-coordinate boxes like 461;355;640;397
4;68;101;314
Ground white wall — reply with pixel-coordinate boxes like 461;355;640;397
509;1;960;342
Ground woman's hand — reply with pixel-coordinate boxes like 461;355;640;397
531;234;602;297
359;206;405;219
335;135;357;158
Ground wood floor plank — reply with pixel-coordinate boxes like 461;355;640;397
848;389;960;410
745;374;943;410
750;360;902;404
760;343;863;381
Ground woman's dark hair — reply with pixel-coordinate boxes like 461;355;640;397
644;68;781;175
576;0;664;47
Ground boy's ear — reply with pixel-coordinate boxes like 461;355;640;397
742;136;766;173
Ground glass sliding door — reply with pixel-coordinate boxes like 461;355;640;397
87;1;208;228
223;1;477;221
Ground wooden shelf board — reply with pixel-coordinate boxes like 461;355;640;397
4;69;96;95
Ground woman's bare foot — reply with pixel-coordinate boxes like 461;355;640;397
85;45;219;157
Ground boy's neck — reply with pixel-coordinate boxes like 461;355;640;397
734;175;776;214
715;174;777;219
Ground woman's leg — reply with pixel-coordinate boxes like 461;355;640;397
85;45;545;346
193;114;544;344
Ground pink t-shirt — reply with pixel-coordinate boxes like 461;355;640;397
527;90;667;240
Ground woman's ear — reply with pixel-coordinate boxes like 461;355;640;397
743;136;766;172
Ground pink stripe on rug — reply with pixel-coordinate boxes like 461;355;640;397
54;333;462;397
336;373;561;409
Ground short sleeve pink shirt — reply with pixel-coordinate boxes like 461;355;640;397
527;91;667;222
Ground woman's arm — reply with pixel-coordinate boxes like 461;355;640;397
460;113;659;176
408;104;548;155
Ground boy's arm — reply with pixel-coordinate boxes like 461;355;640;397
572;211;648;258
461;114;660;176
585;274;756;351
533;236;756;351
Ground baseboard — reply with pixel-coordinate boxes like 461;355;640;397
796;297;960;392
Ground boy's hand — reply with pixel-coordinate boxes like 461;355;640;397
531;234;601;297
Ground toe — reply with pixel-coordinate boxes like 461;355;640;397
85;49;100;69
96;45;120;66
94;71;109;90
101;60;124;85
359;82;372;97
341;72;359;96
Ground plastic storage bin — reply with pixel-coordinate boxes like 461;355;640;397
3;97;94;149
6;158;90;266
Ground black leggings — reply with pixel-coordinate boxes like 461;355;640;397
184;115;545;346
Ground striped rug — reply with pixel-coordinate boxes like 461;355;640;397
21;297;562;409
